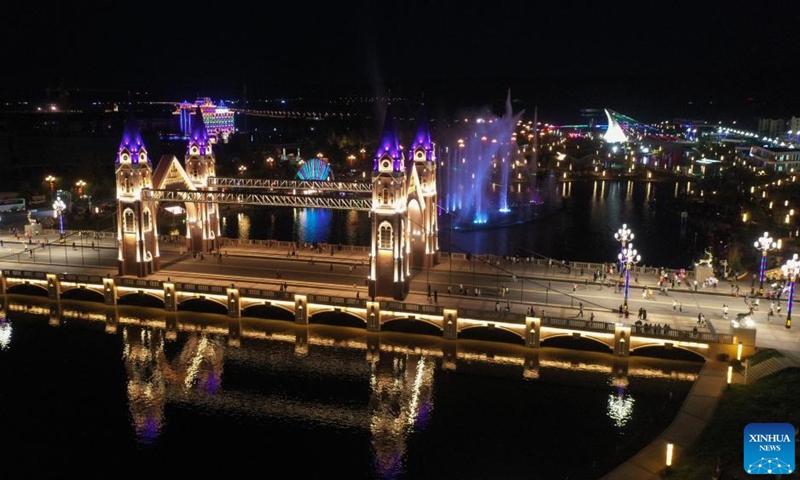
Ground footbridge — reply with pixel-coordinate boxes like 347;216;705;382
115;105;439;300
0;268;755;361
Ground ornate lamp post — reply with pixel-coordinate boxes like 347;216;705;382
45;175;56;201
614;223;635;273
75;180;86;198
781;253;800;329
53;196;66;235
618;242;641;312
754;231;777;296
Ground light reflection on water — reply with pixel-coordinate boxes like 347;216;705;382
1;297;702;479
218;179;701;268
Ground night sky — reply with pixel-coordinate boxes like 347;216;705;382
3;2;798;122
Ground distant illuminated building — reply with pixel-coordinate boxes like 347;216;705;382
603;108;628;144
174;97;235;143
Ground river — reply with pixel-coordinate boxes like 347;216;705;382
0;296;703;479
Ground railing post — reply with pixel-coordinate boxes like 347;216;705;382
525;316;541;348
295;294;308;325
366;301;381;332
614;323;631;357
163;282;176;312
227;287;240;318
0;270;6;294
443;309;458;340
46;273;61;301
103;277;118;306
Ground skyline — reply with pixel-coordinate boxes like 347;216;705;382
3;3;799;122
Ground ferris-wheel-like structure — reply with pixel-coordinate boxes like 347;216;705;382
297;158;334;181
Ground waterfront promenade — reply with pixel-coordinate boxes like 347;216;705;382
2;232;799;479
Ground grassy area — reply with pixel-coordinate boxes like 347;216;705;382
662;364;800;479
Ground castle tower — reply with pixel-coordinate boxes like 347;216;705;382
183;107;220;254
116;116;160;276
409;106;439;270
370;107;409;300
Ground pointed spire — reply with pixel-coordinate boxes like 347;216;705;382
505;88;513;119
375;104;403;171
118;114;146;163
411;103;434;161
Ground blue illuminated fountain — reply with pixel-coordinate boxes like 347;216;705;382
442;91;558;230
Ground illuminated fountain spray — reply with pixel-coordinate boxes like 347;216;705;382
442;90;553;229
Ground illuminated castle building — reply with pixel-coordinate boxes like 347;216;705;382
174;97;235;143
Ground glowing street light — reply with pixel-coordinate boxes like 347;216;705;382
781;253;800;329
754;232;777;296
53;196;66;235
45;175;56;191
614;223;635;273
75;180;87;197
618;242;641;312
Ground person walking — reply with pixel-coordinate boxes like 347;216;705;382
577;302;584;318
723;304;729;319
672;299;677;310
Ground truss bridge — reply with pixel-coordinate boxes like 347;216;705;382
142;187;373;210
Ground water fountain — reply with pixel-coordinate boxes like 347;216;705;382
441;91;561;230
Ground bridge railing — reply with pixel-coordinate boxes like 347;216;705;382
239;288;293;301
457;307;526;324
59;273;105;284
117;278;165;290
542;316;617;333
2;269;47;280
308;294;365;308
381;301;444;316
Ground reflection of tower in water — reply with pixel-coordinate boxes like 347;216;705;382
122;326;225;443
369;354;435;479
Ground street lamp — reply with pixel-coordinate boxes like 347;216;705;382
75;180;86;198
614;223;635;272
754;231;777;296
781;253;800;329
618;242;641;312
45;175;56;201
53;196;66;235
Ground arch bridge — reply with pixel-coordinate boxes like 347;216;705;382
0;269;754;361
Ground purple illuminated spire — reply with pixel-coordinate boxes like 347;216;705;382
188;106;209;152
411;106;434;161
374;105;403;172
117;115;146;163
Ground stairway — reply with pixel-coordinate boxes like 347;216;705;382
745;356;797;383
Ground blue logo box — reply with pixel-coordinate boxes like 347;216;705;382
744;423;795;475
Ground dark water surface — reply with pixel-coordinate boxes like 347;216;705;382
0;297;703;479
219;179;705;269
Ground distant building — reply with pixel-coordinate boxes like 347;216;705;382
758;118;785;138
747;145;800;173
174;98;235;143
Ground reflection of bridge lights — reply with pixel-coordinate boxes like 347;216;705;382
607;392;635;428
0;320;11;350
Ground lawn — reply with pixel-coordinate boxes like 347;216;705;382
662;365;800;479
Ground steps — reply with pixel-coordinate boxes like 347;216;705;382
745;356;797;383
